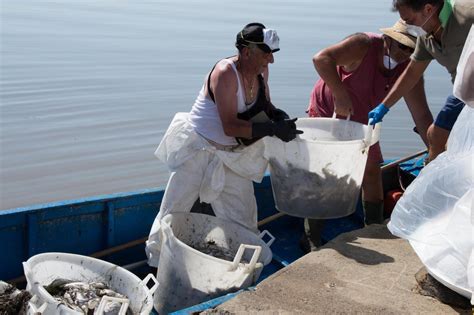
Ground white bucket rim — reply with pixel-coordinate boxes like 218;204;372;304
24;252;140;277
23;252;153;305
296;137;366;145
161;214;268;267
295;117;377;146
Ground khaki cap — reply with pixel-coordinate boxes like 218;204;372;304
380;19;417;49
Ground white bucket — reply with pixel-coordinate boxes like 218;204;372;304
23;252;158;315
264;117;380;219
154;212;274;314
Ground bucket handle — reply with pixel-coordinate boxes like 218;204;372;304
95;296;130;315
22;262;32;280
141;273;159;295
363;122;381;148
28;294;47;314
258;230;276;247
331;112;351;120
228;244;262;273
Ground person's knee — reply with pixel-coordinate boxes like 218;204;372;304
427;124;435;146
428;124;449;149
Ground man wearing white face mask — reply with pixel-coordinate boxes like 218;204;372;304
369;0;474;163
303;20;431;250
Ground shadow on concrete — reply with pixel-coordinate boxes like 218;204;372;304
334;238;395;265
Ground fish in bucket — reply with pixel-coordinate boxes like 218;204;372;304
264;115;380;219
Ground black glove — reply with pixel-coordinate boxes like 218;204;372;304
252;118;303;143
252;121;275;138
274;118;304;142
270;108;290;121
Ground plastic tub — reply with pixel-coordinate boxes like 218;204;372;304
23;252;158;314
264;117;380;219
154;212;274;314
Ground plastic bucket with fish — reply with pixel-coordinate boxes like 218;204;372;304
23;252;158;314
154;212;274;314
264;116;380;219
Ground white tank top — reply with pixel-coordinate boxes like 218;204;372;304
188;59;256;146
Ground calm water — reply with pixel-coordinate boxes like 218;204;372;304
0;0;452;210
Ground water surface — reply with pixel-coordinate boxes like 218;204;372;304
0;0;453;209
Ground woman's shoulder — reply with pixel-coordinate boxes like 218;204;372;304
363;32;382;40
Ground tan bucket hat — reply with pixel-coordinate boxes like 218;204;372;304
380;19;417;49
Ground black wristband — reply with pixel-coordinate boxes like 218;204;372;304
251;121;275;138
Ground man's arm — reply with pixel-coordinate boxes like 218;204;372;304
211;61;252;138
369;59;431;125
402;76;433;146
212;60;302;142
262;66;271;104
313;33;370;116
261;67;290;121
382;59;431;108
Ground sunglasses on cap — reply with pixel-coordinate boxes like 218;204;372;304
239;41;273;54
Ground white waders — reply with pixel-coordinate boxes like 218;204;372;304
146;113;268;267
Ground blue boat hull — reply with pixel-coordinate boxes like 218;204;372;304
0;156;425;312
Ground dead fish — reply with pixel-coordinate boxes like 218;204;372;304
87;297;100;310
64;282;90;291
0;281;32;315
98;288;124;297
44;279;130;314
89;282;107;290
63;292;74;305
43;278;71;296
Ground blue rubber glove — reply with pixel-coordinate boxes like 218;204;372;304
368;103;389;125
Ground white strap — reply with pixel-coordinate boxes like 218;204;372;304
331;112;351;120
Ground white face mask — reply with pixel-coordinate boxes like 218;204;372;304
406;24;427;37
383;55;398;70
405;9;437;37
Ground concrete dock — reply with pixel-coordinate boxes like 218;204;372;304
204;224;472;314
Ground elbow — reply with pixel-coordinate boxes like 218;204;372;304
313;51;330;72
222;126;233;137
222;125;237;137
312;52;324;67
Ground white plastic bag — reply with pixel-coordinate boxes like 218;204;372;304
453;25;474;108
408;189;473;301
387;152;472;243
388;106;474;301
447;101;474;154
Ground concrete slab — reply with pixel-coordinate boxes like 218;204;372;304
203;224;472;314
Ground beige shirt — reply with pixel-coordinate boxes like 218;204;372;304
412;0;474;82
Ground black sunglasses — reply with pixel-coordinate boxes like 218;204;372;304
397;42;414;53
